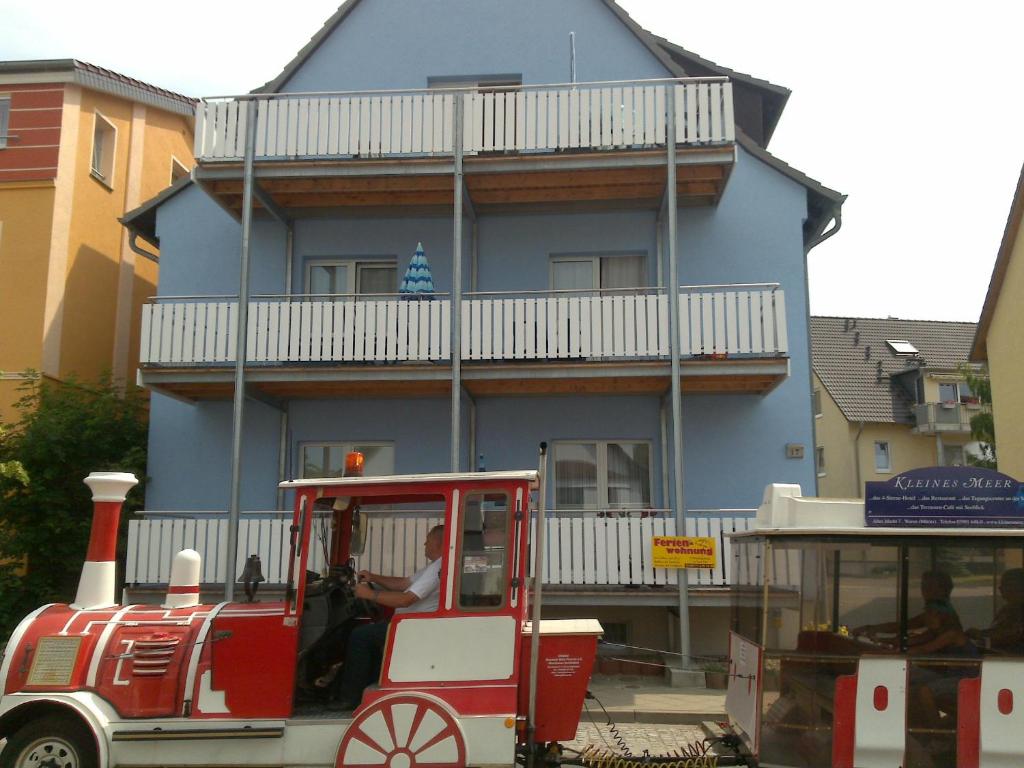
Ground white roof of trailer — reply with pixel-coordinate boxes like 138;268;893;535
280;470;538;490
731;527;1024;539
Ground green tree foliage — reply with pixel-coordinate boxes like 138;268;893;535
962;365;996;469
0;375;147;638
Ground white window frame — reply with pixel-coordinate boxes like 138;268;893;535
816;446;826;477
0;96;11;150
298;440;395;479
874;441;891;473
813;389;822;418
169;156;190;185
552;439;653;512
549;253;647;291
304;258;398;296
90;110;117;188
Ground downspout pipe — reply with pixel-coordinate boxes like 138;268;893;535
804;204;844;497
854;420;865;498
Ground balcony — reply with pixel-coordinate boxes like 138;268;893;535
138;284;789;399
192;78;736;212
912;401;978;434
124;509;755;601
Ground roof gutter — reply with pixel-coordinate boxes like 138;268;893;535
127;230;159;264
806;203;843;253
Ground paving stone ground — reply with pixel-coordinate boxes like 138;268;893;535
563;719;709;760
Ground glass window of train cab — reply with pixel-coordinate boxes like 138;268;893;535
458;491;509;610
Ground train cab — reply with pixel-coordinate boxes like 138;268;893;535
0;453;602;768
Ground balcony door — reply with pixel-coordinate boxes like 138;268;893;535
306;259;397;297
553;440;652;513
551;253;646;292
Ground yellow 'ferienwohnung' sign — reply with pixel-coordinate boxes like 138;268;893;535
651;536;717;569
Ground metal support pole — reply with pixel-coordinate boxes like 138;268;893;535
451;95;465;472
276;222;294;511
224;99;258;602
526;442;549;768
666;86;692;668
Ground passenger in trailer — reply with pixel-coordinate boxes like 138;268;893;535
854;570;975;656
330;524;446;711
968;567;1024;653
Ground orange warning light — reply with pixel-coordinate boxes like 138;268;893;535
344;451;365;477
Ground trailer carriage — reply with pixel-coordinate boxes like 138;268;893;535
724;472;1024;768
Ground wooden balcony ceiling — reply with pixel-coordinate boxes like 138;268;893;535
201;149;731;214
141;359;784;402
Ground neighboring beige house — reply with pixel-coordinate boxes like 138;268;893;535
812;316;979;498
972;162;1024;480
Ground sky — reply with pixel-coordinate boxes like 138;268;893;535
3;0;1022;323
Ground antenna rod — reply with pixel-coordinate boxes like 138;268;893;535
569;32;577;83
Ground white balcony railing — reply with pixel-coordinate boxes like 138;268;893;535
139;286;787;366
125;511;754;590
195;79;734;162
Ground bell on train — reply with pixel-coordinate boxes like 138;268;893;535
237;553;266;603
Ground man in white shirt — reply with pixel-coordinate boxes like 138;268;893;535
333;524;444;709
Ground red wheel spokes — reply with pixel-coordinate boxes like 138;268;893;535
337;696;466;768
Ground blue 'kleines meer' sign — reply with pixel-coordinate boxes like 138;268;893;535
866;467;1024;528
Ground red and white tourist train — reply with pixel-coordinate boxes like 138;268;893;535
723;468;1024;768
0;449;602;768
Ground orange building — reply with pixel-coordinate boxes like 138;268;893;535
0;60;194;416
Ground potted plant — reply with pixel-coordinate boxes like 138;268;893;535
703;660;729;689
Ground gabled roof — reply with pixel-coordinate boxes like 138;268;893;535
120;176;194;249
811;316;977;424
971;161;1024;361
0;59;195;116
250;0;843;241
653;36;789;146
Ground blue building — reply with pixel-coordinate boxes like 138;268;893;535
123;0;843;662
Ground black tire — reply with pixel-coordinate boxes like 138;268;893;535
0;714;97;768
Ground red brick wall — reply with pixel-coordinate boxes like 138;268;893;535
0;83;64;182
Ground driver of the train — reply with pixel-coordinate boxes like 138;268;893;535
331;524;445;711
968;568;1024;654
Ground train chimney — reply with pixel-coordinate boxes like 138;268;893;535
163;549;202;609
72;472;138;610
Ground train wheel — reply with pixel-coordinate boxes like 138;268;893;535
336;695;466;768
0;715;96;768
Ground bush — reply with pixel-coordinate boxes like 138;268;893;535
0;374;147;639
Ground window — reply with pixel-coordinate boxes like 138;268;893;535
939;383;960;404
554;441;652;511
299;442;394;479
944;445;965;467
457;491;509;610
91;112;116;187
874;441;891;473
0;97;10;149
816;446;826;477
306;259;397;296
885;339;918;356
551;253;646;292
170;157;190;185
812;389;822;417
428;74;522;91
